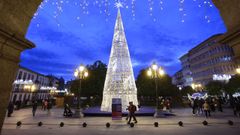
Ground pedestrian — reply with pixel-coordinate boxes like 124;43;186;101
127;102;137;124
233;98;238;116
189;98;195;114
7;102;14;117
217;97;223;112
32;101;38;117
199;98;204;114
47;100;52;115
63;104;72;117
192;98;198;115
203;100;211;118
44;100;48;111
16;100;21;110
210;98;216;112
41;99;45;110
125;105;130;121
196;97;201;115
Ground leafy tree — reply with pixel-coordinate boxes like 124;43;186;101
136;69;155;97
69;79;80;96
136;68;181;102
136;68;180;97
70;60;107;97
225;74;240;94
180;86;194;96
82;60;107;97
58;77;65;90
205;81;224;95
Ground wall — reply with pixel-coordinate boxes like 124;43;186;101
0;0;42;133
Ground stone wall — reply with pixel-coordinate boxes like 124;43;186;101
212;0;240;31
213;0;240;66
0;0;42;133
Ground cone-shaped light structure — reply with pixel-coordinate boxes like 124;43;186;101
101;8;138;112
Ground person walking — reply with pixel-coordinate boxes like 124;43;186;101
47;100;52;115
192;98;198;115
217;97;223;112
7;102;14;117
203;100;211;118
41;99;45;110
32;101;38;117
63;104;72;117
127;102;137;124
44;100;48;111
125;105;130;121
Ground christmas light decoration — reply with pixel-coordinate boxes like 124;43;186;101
100;1;138;112
33;0;215;28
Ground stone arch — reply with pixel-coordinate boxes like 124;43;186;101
0;0;42;132
0;0;240;133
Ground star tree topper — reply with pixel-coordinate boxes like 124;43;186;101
115;0;123;9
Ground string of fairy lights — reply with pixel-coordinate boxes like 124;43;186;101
33;0;215;28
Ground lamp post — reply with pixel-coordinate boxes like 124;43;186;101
236;67;240;74
24;84;37;101
191;83;202;91
74;64;88;118
147;62;165;117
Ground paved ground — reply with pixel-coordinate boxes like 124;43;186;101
1;107;240;135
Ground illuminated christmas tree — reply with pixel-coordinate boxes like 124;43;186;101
101;2;138;112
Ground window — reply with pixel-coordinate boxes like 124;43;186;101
27;74;31;80
23;72;27;80
18;71;22;79
31;75;34;80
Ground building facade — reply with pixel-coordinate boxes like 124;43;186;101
179;54;193;87
172;70;184;89
189;34;236;85
11;66;59;106
177;34;237;87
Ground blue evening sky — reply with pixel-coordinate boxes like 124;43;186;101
22;0;226;81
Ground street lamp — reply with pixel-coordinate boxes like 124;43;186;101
191;83;202;91
147;62;165;117
74;64;88;117
24;84;37;101
236;67;240;74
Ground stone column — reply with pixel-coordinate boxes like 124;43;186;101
212;0;240;66
0;0;42;133
212;0;240;32
0;28;35;133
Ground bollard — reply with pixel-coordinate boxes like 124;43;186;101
38;122;43;127
106;122;110;128
82;122;87;127
178;121;183;127
60;122;64;127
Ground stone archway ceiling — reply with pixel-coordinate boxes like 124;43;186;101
212;0;240;31
0;0;42;37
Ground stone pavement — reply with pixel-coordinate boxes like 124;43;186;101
1;107;240;135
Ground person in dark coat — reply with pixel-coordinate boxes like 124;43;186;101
63;104;72;117
32;101;38;117
127;102;137;124
193;98;198;114
47;101;52;115
7;102;14;117
217;97;223;112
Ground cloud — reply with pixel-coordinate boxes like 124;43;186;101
22;48;59;60
23;0;226;80
20;49;76;80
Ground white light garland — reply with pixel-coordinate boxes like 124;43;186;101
33;0;215;28
101;5;138;112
